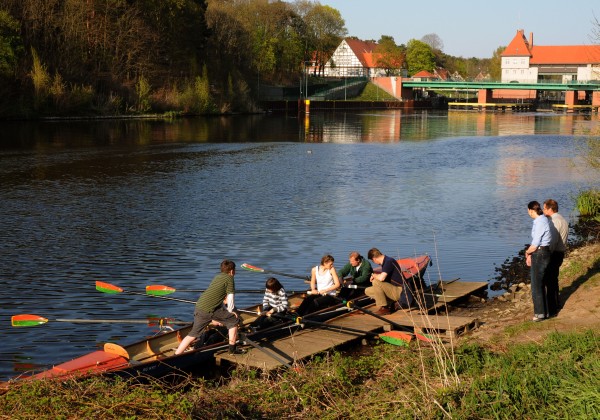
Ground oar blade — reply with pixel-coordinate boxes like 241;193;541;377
414;332;434;343
379;331;412;347
96;281;123;294
12;314;49;327
241;263;265;273
146;284;176;296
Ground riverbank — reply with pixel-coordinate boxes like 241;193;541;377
454;241;600;348
1;242;598;418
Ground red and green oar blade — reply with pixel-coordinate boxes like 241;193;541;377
96;280;196;304
11;314;190;327
96;281;124;294
146;284;176;296
240;263;308;280
12;314;48;327
379;331;412;347
240;263;265;273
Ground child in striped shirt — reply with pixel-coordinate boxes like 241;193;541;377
252;277;288;330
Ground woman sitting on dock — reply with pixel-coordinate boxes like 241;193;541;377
296;254;341;316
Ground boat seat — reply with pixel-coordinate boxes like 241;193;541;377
104;343;129;359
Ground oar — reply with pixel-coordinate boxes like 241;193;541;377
241;263;309;280
271;313;411;346
96;281;196;304
336;298;432;343
11;314;190;327
343;284;462;298
145;284;305;296
238;333;293;369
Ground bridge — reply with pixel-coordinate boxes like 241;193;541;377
372;77;600;111
402;80;600;91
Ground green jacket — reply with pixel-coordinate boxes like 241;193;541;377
339;259;373;285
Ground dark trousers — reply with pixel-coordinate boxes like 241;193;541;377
545;251;564;316
296;294;336;316
250;312;286;330
531;249;551;317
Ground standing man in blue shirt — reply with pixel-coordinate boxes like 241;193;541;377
525;201;553;322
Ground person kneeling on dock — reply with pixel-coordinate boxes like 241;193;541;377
366;248;416;315
175;259;245;355
251;277;289;330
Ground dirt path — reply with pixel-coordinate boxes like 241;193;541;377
453;243;600;349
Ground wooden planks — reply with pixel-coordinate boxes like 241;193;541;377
386;312;479;339
422;281;487;311
215;280;486;370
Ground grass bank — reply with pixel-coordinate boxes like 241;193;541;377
1;329;598;419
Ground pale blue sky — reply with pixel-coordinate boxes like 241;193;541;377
316;0;599;58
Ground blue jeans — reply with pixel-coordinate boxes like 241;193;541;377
530;248;551;317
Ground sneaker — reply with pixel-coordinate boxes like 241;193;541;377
228;345;246;355
532;314;546;322
376;306;392;315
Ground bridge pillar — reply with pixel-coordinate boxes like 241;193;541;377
394;78;414;100
478;89;493;104
592;91;600;108
565;90;577;106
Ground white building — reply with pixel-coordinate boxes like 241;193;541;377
501;29;600;83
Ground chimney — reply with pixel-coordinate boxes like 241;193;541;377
529;32;533;48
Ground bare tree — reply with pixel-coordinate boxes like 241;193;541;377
421;33;444;52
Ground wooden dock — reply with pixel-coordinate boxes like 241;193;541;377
215;280;487;371
448;102;535;112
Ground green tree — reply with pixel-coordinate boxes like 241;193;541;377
303;4;347;76
374;35;405;76
489;46;505;81
0;9;22;78
406;39;435;75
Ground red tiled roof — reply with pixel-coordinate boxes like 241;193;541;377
530;45;600;64
362;52;377;68
435;68;449;80
502;29;600;64
412;70;436;78
502;29;531;57
345;38;378;67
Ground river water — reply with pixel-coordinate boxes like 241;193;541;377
0;110;598;380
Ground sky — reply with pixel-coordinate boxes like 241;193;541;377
315;0;599;58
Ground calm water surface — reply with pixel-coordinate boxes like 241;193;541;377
0;110;598;380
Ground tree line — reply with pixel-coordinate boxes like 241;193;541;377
0;0;499;118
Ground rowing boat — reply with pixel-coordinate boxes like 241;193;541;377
2;291;371;386
2;255;430;387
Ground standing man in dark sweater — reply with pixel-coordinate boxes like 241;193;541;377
543;199;569;317
175;259;244;355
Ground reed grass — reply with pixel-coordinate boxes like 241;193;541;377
576;189;600;221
